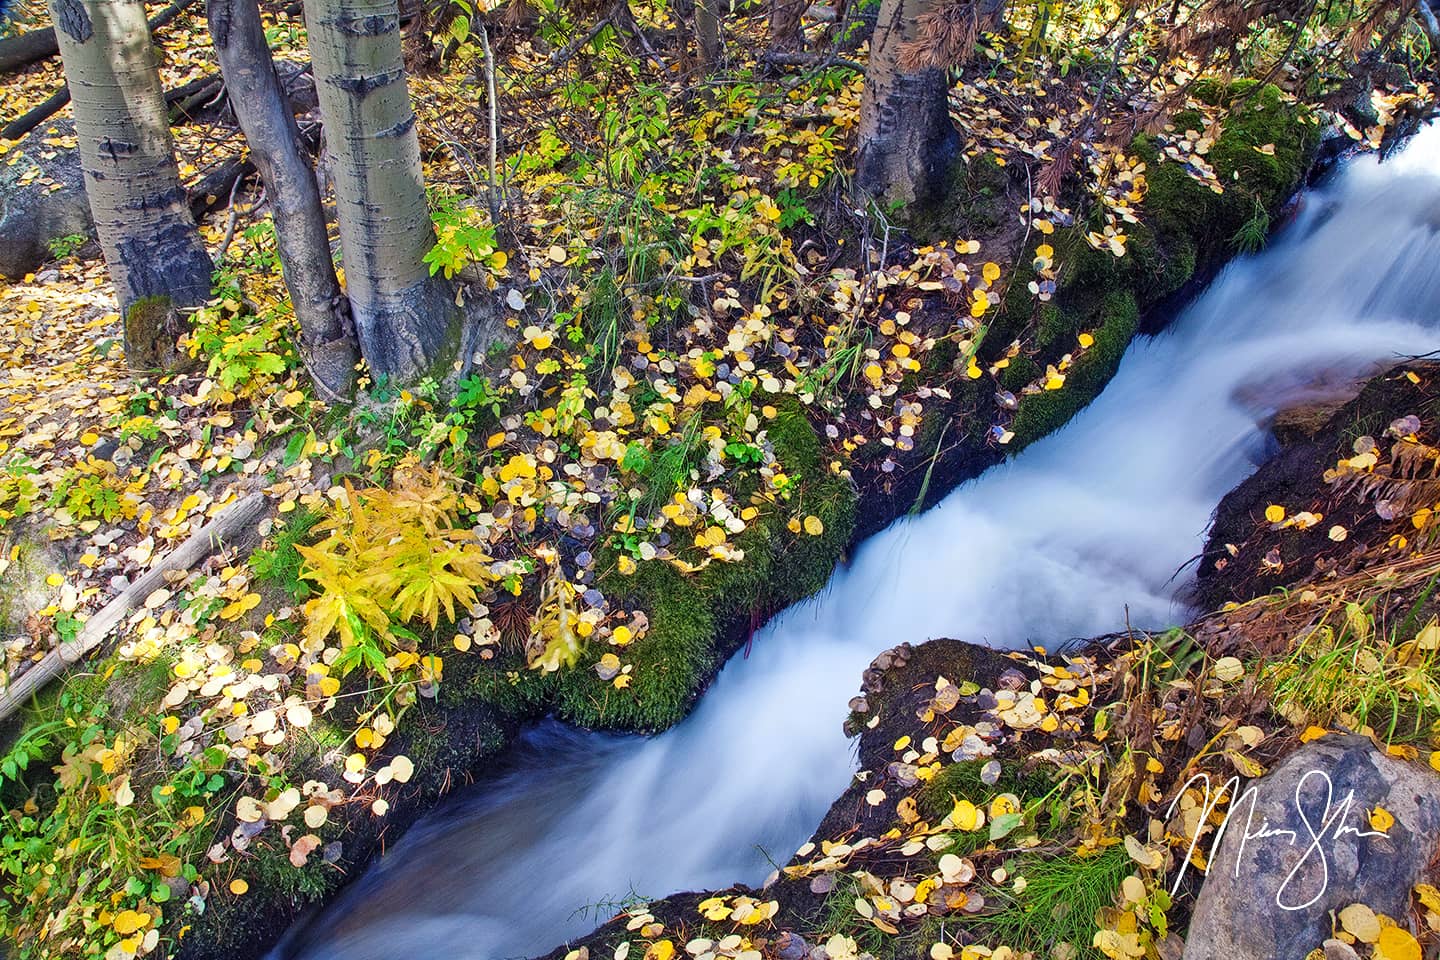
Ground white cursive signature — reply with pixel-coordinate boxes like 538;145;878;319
1166;769;1390;911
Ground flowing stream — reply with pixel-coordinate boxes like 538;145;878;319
280;126;1440;960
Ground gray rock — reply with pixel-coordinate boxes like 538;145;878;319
0;120;93;280
1322;940;1360;960
1183;735;1440;960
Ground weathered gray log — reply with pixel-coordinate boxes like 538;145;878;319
0;491;270;724
0;0;200;76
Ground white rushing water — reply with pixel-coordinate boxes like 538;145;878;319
281;127;1440;960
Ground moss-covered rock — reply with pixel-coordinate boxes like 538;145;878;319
994;81;1318;452
554;399;857;731
1009;289;1138;447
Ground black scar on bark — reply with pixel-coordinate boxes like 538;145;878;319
210;0;233;49
330;13;397;35
55;0;93;43
97;137;138;163
375;112;415;139
118;184;189;214
328;68;402;98
114;219;214;307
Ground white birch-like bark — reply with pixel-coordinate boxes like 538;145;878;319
46;0;214;318
208;0;359;399
303;0;457;382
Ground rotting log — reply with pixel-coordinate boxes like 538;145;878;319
0;0;200;76
0;492;271;724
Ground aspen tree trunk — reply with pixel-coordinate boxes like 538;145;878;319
303;0;457;383
854;0;961;209
207;0;359;399
46;0;213;325
768;0;805;51
694;0;722;70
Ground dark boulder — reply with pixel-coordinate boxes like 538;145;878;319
0;121;92;281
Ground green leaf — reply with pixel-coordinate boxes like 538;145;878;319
449;14;470;44
989;812;1023;841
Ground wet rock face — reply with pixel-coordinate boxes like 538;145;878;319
1183;735;1440;960
0;121;94;281
1192;360;1440;611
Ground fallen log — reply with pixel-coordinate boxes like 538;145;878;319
0;491;271;724
188;155;256;220
3;71;224;142
0;83;70;141
0;0;201;76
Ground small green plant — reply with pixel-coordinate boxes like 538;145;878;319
963;845;1132;957
0;456;39;529
45;233;87;260
187;301;296;393
250;508;324;600
425;191;506;279
1229;197;1270;253
296;466;495;676
1265;599;1440;743
49;459;139;522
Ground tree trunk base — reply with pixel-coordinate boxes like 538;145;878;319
123;295;194;371
855;66;961;210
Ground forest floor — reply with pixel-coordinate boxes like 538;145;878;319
0;2;1432;960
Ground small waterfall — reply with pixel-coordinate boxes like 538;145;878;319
280;126;1440;960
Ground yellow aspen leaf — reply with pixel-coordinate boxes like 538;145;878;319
1375;927;1421;960
1370;806;1395;832
113;910;149;935
1339;904;1381;943
1078;332;1095;348
230;879;249;896
804;515;824;536
1415;884;1440;913
982;262;1001;283
951;799;982;831
1212;656;1244;682
1300;726;1329;743
1264;504;1286;523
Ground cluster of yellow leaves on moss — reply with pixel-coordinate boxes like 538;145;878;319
297;465;495;656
